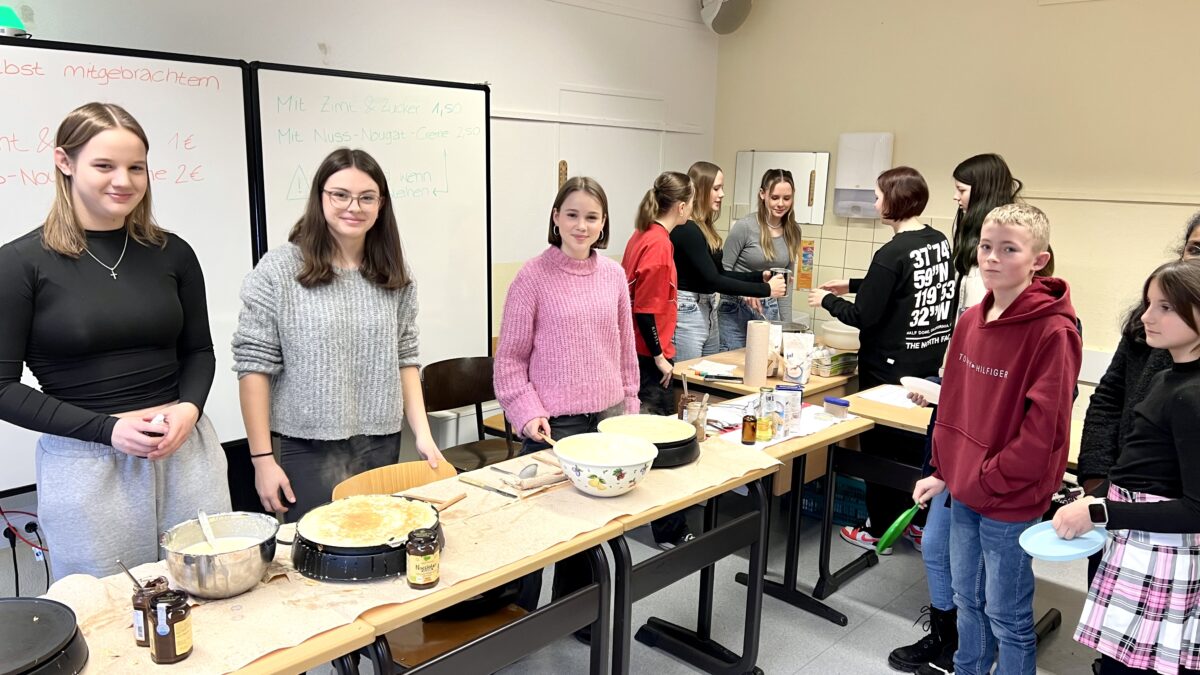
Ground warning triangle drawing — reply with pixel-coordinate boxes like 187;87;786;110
286;165;308;200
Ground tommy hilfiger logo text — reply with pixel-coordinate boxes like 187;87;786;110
957;353;1010;379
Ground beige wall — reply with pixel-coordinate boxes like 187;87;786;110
713;0;1200;353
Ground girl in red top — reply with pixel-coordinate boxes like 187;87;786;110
621;171;694;416
620;170;696;550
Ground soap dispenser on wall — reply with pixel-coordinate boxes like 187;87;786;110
833;132;893;218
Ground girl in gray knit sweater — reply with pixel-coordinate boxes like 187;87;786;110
233;148;444;521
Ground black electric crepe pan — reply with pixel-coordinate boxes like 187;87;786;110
0;598;88;675
291;497;445;581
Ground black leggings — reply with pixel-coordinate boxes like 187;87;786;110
276;431;403;523
1099;655;1199;674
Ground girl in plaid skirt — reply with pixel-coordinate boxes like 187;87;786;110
1054;259;1200;675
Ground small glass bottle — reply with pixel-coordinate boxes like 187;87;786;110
740;415;757;445
756;387;775;442
406;528;441;590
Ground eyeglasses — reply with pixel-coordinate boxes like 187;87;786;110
323;189;382;210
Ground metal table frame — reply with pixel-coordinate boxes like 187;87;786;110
608;478;770;675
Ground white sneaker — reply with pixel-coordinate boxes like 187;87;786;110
839;525;891;555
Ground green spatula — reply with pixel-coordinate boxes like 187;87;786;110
877;503;922;553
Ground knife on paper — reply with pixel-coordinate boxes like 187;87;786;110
458;474;518;499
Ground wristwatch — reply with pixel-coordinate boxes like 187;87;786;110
1088;499;1108;526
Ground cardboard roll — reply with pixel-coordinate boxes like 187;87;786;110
597;414;700;468
0;598;88;675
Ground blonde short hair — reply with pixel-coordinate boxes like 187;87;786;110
983;203;1049;253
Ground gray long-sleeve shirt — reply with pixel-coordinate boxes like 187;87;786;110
231;243;419;440
723;213;795;322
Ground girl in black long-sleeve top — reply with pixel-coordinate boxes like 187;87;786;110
671;162;784;361
1056;260;1200;675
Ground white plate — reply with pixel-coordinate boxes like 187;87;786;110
900;377;941;405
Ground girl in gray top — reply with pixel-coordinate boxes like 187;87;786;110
718;169;803;350
233;148;444;522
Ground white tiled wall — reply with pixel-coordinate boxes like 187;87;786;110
786;214;957;337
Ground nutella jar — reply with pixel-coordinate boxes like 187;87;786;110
131;576;170;647
149;590;193;664
406;528;441;590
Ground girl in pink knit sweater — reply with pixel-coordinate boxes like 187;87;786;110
494;176;640;448
493;176;639;618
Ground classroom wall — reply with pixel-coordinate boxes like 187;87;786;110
713;0;1200;354
8;0;718;336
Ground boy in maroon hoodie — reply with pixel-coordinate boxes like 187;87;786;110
913;203;1082;675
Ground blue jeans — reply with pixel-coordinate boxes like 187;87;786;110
923;490;953;610
674;291;719;362
717;295;780;352
950;500;1040;675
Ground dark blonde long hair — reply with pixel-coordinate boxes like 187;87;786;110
43;102;165;256
688;161;722;251
635;171;693;232
755;169;803;265
289;148;410;289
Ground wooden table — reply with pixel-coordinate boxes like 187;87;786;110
846;385;1083;469
675;349;858;495
673;349;854;400
607;462;778;675
729;416;874;626
234;620;377;675
361;523;623;675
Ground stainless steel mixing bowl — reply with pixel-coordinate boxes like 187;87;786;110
161;511;278;599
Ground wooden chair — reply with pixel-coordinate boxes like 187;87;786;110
421;356;516;472
331;461;527;670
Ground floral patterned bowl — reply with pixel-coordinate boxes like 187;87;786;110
553;433;658;498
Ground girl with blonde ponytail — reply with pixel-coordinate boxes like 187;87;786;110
621;170;696;548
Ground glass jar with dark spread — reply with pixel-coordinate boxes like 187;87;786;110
131;576;170;647
741;415;757;445
149;590;193;664
406;528;441;589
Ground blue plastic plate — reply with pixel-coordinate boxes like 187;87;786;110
1019;521;1106;562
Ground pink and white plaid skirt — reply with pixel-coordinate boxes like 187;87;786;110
1074;484;1200;675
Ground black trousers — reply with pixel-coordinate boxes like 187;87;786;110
637;354;675;416
276;432;403;523
1099;655;1199;674
857;371;928;537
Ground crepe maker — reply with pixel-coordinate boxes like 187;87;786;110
0;598;88;675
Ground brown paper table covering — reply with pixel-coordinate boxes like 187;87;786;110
45;438;779;673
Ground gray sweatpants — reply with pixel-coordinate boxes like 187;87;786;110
36;415;231;581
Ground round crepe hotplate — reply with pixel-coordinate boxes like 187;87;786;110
0;597;88;675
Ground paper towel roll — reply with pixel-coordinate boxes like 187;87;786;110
744;319;771;387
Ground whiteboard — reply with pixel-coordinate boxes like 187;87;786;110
252;64;491;369
0;39;254;493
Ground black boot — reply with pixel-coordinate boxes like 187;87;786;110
915;607;957;674
888;606;951;672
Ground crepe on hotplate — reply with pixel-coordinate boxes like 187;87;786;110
296;494;437;548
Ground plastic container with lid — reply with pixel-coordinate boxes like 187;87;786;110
823;396;850;419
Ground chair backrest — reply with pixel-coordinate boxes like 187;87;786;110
421;356;496;414
332;460;458;500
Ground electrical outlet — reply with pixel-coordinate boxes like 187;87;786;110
33;548;44;562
